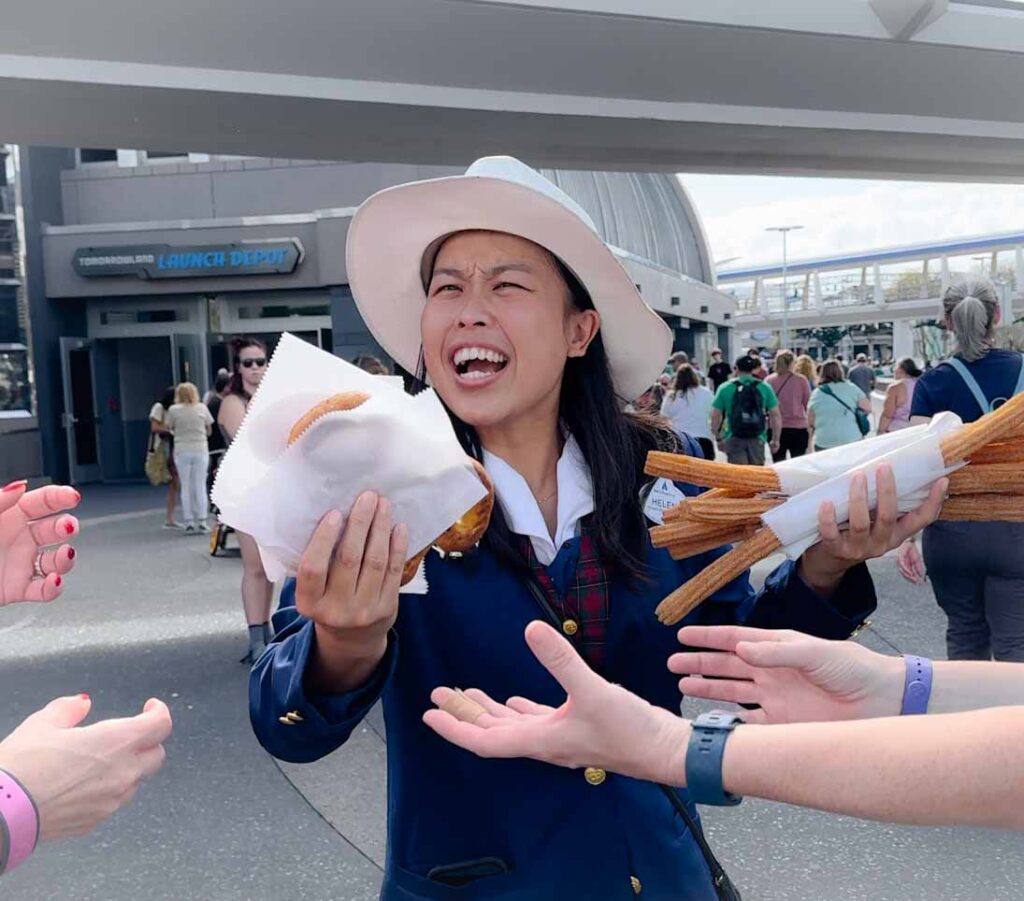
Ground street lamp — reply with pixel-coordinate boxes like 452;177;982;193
766;225;804;348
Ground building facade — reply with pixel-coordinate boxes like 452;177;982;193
11;149;733;484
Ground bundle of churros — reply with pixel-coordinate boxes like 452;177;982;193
647;392;1024;625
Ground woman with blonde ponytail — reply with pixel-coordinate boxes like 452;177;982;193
898;279;1024;661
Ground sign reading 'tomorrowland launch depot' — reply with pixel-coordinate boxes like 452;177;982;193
73;240;304;279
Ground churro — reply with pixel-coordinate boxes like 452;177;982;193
940;392;1024;464
665;526;760;561
645;452;780;493
940;495;1024;522
656;528;782;625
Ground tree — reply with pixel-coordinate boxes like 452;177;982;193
793;326;850;355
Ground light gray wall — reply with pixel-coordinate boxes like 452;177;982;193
61;161;460;224
59;160;715;284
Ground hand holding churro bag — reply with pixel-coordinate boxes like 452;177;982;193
211;333;489;587
646;390;1024;623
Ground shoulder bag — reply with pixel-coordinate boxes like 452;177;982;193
820;384;870;436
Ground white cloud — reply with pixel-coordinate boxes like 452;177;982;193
681;178;1024;270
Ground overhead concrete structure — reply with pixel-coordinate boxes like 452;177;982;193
6;1;1024;179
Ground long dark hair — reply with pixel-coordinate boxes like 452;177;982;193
417;257;679;585
897;357;922;379
228;336;267;397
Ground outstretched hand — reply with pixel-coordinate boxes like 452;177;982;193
669;625;904;724
0;482;80;605
0;694;171;842
423;621;690;786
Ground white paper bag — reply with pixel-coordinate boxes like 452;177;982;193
211;333;487;586
762;412;964;559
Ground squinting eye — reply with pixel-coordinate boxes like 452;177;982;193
432;284;460;296
495;281;525;291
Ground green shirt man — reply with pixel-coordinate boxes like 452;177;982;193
710;356;782;465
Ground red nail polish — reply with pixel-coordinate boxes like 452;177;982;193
64;521;75;535
2;480;26;492
67;547;76;560
79;693;89;701
54;575;62;587
71;489;82;503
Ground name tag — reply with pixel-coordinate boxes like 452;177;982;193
642;477;685;525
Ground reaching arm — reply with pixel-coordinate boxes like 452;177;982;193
669;625;1024;721
721;707;1024;829
425;622;1024;831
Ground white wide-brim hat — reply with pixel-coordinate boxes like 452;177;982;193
345;156;672;401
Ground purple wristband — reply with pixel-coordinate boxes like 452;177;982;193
901;655;933;716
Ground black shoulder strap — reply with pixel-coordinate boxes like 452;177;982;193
516;557;740;900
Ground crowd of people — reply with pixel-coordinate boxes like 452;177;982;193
3;157;1023;898
643;346;925;464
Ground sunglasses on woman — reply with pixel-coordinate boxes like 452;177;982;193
240;357;267;369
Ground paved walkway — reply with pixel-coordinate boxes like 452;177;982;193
0;485;1020;900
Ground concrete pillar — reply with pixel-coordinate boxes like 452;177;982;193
756;278;767;316
1015;246;1024;296
814;272;824;311
893;319;916;362
940;255;950;292
873;263;885;307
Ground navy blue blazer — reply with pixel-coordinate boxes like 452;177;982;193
250;512;874;900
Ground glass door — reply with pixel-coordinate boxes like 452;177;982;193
59;337;103;484
170;333;208;391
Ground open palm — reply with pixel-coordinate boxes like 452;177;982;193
0;482;80;605
423;621;688;786
668;626;905;725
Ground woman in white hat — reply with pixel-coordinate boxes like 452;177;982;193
250;158;943;899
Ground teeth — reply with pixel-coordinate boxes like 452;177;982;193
453;347;508;366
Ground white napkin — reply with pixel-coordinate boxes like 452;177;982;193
211;333;487;587
762;412;964;559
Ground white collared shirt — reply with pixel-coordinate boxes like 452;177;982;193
482;435;595;565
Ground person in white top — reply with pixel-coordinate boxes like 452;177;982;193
164;382;214;534
660;364;715;459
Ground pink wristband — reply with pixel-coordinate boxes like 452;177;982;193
0;769;39;874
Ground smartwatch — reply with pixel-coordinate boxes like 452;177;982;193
685;711;744;806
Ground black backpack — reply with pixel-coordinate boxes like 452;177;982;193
729;380;765;439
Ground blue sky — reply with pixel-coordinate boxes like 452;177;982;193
679;174;1024;271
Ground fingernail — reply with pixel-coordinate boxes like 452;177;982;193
67;547;76;560
64;521;75;535
379;497;391;517
326;510;341;526
71;489;82;503
79;693;89;702
54;575;62;587
2;480;26;492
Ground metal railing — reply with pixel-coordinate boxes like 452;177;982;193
730;264;1020;319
